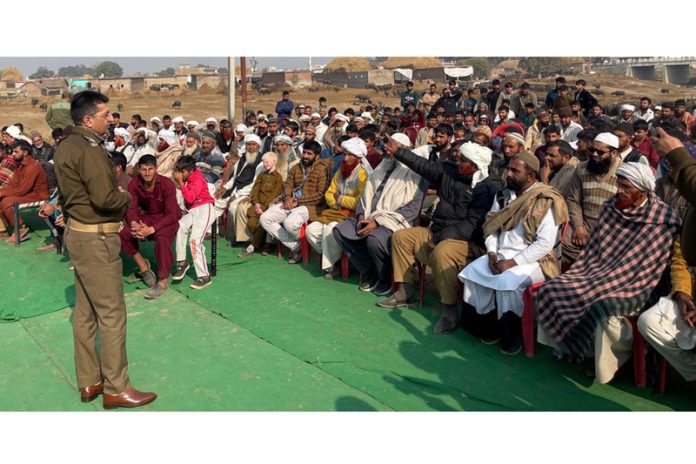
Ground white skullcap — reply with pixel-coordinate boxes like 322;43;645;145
353;117;365;124
655;105;662;111
274;134;293;145
114;127;130;142
150;116;162;124
335;114;350;123
235;124;248;133
244;134;261;146
205;117;217;124
390;133;412;148
341;137;367;158
299;115;310;121
257;114;267;121
504;132;525;146
595;132;619;149
620;104;635;112
310;112;321;119
172;116;185;123
5;125;21;139
187;120;199;127
361;111;375;122
157;129;177;146
616;162;656;193
459;142;493;187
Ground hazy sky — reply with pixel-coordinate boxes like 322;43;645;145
0;57;335;76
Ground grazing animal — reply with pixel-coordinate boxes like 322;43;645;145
31;98;39;107
117;103;124;112
355;94;371;103
172;100;182;109
659;88;670;94
611;90;625;96
39;103;48;111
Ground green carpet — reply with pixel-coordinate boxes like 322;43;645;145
1;219;695;410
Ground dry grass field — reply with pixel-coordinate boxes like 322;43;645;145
2;72;695;138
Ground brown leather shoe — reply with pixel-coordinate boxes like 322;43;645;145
80;381;104;403
103;387;157;409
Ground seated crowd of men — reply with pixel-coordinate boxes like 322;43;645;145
2;77;695;390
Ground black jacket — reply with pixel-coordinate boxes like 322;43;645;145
574;89;597;117
395;148;503;245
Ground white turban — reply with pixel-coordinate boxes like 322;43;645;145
157;129;177;146
361;111;375;122
150;116;162;124
274;134;293;145
205;117;218;124
620;104;635;112
335;114;350;123
244;134;261;147
341;137;367;158
616;162;656;193
353;117;365;124
341;137;373;175
459;142;493;187
235;124;248;133
257;114;267;121
187;120;199;128
5;125;22;140
172;116;185;124
391;133;412;148
114;127;130;142
595;132;619;149
310;112;321;119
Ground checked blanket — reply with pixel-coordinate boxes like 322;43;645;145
537;195;682;357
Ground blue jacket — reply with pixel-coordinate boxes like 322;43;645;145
275;99;294;123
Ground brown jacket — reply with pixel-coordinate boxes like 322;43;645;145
0;155;48;200
53;126;131;224
250;170;283;210
667;147;696;266
283;158;331;220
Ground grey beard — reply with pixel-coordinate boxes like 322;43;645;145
245;150;259;165
183;145;198;156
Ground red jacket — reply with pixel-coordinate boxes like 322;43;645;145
631;138;660;170
180;169;214;210
0;155;48;200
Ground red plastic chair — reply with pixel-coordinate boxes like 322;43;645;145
630;317;668;393
276;223;309;264
340;252;350;280
519;221;569;357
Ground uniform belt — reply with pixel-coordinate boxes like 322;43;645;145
68;219;123;234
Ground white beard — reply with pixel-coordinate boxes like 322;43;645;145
245;150;259;165
183;145;198;156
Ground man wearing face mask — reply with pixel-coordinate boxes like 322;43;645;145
380;141;503;334
537;163;681;371
562;132;623;266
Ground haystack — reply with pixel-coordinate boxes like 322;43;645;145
324;57;371;72
382;57;442;69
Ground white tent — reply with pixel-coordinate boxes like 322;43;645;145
393;68;413;83
444;67;474;79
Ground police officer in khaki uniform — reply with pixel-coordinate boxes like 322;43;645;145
53;91;157;409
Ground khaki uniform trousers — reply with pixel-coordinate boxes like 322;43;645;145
391;227;483;305
65;225;130;394
235;201;253;242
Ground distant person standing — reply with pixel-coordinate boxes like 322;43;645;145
400;81;421;109
45;90;73;130
275;91;295;126
53;90;157;409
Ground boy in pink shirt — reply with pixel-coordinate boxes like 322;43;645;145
171;155;215;289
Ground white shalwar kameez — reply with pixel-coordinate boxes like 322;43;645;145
458;187;557;319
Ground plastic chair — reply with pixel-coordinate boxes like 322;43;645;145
519;220;568;357
276;223;309;264
12;200;47;248
630;316;668;393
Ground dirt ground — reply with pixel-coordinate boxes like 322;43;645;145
2;72;696;138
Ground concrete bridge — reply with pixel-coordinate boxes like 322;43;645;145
608;57;696;84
